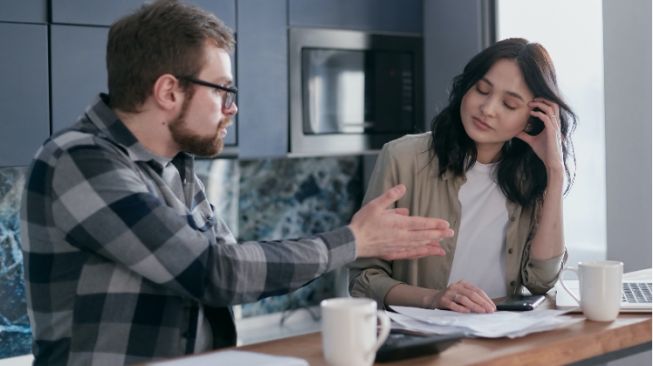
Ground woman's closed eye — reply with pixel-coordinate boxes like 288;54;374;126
475;83;490;95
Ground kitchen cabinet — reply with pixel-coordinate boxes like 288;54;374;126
0;23;49;166
236;0;423;158
50;25;109;132
51;0;236;29
51;0;141;26
289;0;422;34
423;0;492;130
236;0;288;158
0;0;47;23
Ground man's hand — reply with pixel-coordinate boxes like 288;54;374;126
349;184;454;260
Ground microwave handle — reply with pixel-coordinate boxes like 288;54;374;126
340;121;374;128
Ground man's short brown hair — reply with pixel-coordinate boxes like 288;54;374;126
107;0;235;112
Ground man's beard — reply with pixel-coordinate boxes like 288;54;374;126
168;96;229;157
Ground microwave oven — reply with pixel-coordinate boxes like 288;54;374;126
289;28;423;156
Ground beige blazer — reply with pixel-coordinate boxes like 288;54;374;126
349;133;566;307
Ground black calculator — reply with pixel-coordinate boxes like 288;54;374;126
375;330;464;363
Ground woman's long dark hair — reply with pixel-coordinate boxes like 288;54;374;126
430;38;576;208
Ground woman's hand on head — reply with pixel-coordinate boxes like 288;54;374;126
516;97;565;174
431;280;496;313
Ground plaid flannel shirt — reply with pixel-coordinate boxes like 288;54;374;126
21;94;356;365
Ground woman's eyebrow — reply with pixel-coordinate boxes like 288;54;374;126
481;77;526;102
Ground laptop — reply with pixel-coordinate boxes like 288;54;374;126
555;280;652;313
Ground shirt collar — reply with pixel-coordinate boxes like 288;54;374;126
85;93;192;169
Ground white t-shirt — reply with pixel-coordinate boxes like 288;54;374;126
447;161;509;298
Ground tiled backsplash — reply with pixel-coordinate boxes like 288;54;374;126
196;156;362;317
0;155;362;358
0;167;31;358
237;157;361;317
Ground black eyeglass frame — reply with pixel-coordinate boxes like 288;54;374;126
176;75;238;108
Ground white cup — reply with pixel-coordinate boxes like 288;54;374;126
559;260;623;322
320;297;390;366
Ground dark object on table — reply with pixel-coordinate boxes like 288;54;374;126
496;294;546;311
375;330;464;362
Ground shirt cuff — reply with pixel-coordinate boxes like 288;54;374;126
318;226;357;272
526;250;568;292
350;270;405;310
529;251;566;273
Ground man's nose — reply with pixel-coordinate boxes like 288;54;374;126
224;101;238;115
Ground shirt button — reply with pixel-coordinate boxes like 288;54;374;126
509;216;516;222
510;281;516;287
508;248;513;254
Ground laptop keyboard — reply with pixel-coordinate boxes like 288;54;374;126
622;282;652;304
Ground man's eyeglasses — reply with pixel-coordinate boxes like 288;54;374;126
176;76;238;109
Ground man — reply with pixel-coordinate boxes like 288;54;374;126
20;0;453;364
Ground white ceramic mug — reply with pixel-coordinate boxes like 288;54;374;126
559;260;623;321
320;297;390;366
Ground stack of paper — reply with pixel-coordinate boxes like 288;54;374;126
145;350;309;366
389;306;582;338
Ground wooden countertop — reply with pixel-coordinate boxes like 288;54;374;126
237;310;650;365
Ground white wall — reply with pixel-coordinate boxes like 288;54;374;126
603;1;652;365
603;0;652;273
497;0;608;269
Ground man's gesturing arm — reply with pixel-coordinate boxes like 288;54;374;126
349;184;454;260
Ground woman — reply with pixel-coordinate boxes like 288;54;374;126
349;38;576;313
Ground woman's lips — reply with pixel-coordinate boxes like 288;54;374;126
472;117;492;130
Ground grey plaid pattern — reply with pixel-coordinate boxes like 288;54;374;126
21;94;356;365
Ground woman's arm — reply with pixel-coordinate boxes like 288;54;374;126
519;98;567;260
529;167;565;260
386;282;496;313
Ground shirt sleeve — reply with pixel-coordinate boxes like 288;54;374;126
51;144;356;306
348;143;404;307
519;206;568;294
521;247;568;294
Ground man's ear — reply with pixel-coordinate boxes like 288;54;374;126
152;74;183;111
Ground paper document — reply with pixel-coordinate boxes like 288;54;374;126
144;350;309;366
390;306;581;338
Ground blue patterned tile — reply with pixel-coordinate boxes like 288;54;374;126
0;167;31;358
237;156;362;317
194;159;240;236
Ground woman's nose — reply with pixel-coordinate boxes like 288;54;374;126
480;98;497;117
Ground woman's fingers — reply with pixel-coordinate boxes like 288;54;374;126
441;281;496;313
460;282;496;312
529;98;560;129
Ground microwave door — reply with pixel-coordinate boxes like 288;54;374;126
302;49;366;135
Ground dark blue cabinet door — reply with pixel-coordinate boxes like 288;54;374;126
0;23;49;166
423;0;487;130
193;0;236;29
50;25;108;132
51;0;236;29
236;0;287;158
0;0;47;23
289;0;422;33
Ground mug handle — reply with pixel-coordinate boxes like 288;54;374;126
559;267;581;305
366;310;390;360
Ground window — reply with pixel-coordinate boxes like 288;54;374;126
497;0;607;264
